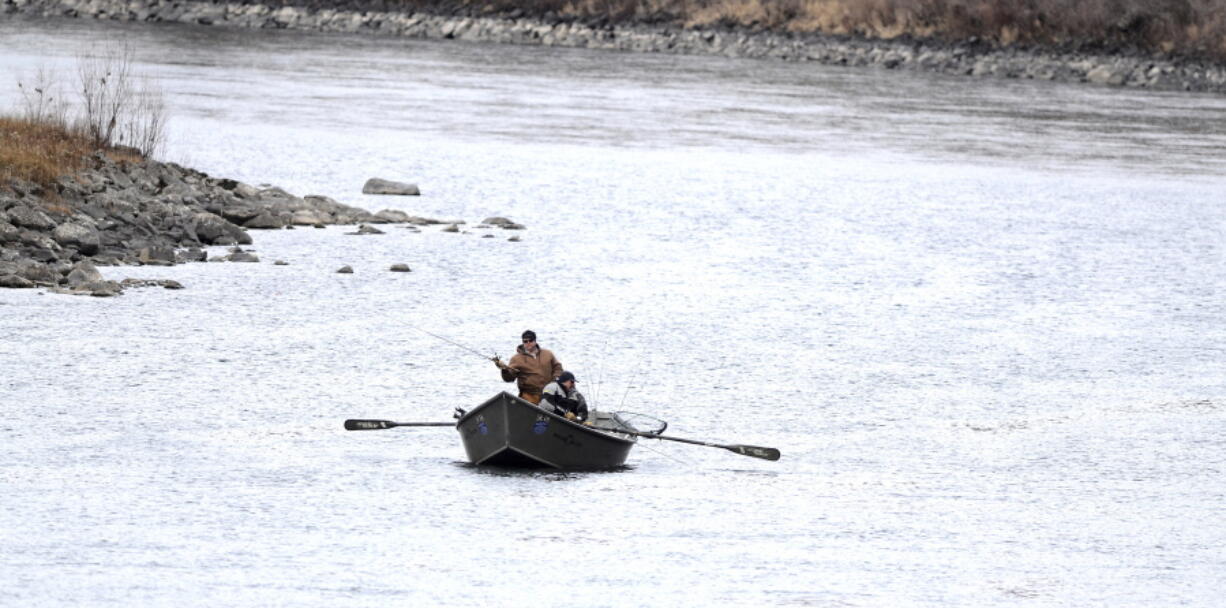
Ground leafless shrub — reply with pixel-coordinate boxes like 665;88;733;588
74;43;169;157
15;66;71;128
76;44;135;150
117;76;168;158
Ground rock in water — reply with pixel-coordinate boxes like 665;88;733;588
346;224;385;235
0;274;35;288
66;260;103;287
362;178;420;196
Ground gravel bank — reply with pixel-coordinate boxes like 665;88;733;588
6;0;1226;94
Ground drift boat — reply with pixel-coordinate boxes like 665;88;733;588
455;391;643;469
344;392;779;466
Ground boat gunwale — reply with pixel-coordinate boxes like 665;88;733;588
456;391;637;446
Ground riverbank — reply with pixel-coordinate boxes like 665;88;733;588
5;0;1226;94
0;152;523;295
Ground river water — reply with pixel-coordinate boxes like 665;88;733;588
2;16;1225;607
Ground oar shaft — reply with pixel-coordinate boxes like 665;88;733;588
620;429;781;461
344;419;453;431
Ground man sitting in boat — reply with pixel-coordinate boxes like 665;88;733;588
542;371;589;422
493;329;562;405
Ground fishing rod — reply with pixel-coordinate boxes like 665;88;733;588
411;326;502;364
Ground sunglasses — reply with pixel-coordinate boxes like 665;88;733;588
522;338;535;343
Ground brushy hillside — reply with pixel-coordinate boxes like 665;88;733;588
272;0;1226;61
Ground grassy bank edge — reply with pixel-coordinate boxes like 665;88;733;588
264;0;1226;63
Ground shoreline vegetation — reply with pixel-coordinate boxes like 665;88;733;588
4;0;1226;93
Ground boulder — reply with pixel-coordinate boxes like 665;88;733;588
346;224;385;235
389;263;411;272
220;205;262;225
66;260;104;287
1087;65;1126;86
176;248;208;263
291;210;325;226
256;186;302;204
0;274;35;288
227;251;260;263
303;195;358;218
191;212;231;243
244;212;289;229
337;265;354;274
121;278;185;290
407;216;447;225
53;223;101;256
442;224;460;233
18;260;60;284
217;179;260;199
362;178;420;196
81;280;123;297
191;212;252;245
7;205;57;231
138;247;177;266
483;216;526;230
232;183;260;199
375;209;411;223
0;221;20;244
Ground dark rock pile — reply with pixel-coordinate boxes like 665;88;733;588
0;153;460;295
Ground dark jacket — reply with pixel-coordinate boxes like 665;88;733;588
542;381;588;422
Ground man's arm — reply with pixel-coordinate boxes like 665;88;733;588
494;356;519;383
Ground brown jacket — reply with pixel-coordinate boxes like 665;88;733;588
501;344;563;396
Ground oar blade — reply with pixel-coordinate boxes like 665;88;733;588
344;419;393;431
727;444;781;461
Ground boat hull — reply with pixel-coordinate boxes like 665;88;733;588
456;392;636;469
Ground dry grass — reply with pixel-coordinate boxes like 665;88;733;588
0;116;143;189
0;116;96;187
362;0;1226;59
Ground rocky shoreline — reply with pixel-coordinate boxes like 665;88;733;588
0;155;523;295
5;0;1226;94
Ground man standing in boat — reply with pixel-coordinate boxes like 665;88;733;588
494;330;563;405
542;371;588;422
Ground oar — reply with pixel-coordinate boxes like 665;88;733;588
619;429;781;461
344;419;453;431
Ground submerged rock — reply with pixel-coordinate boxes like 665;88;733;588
389;263;411;272
483;216;526;230
337;265;354;274
120;278;185;289
346;224;385;235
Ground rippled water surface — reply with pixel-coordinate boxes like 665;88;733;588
2;17;1225;607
